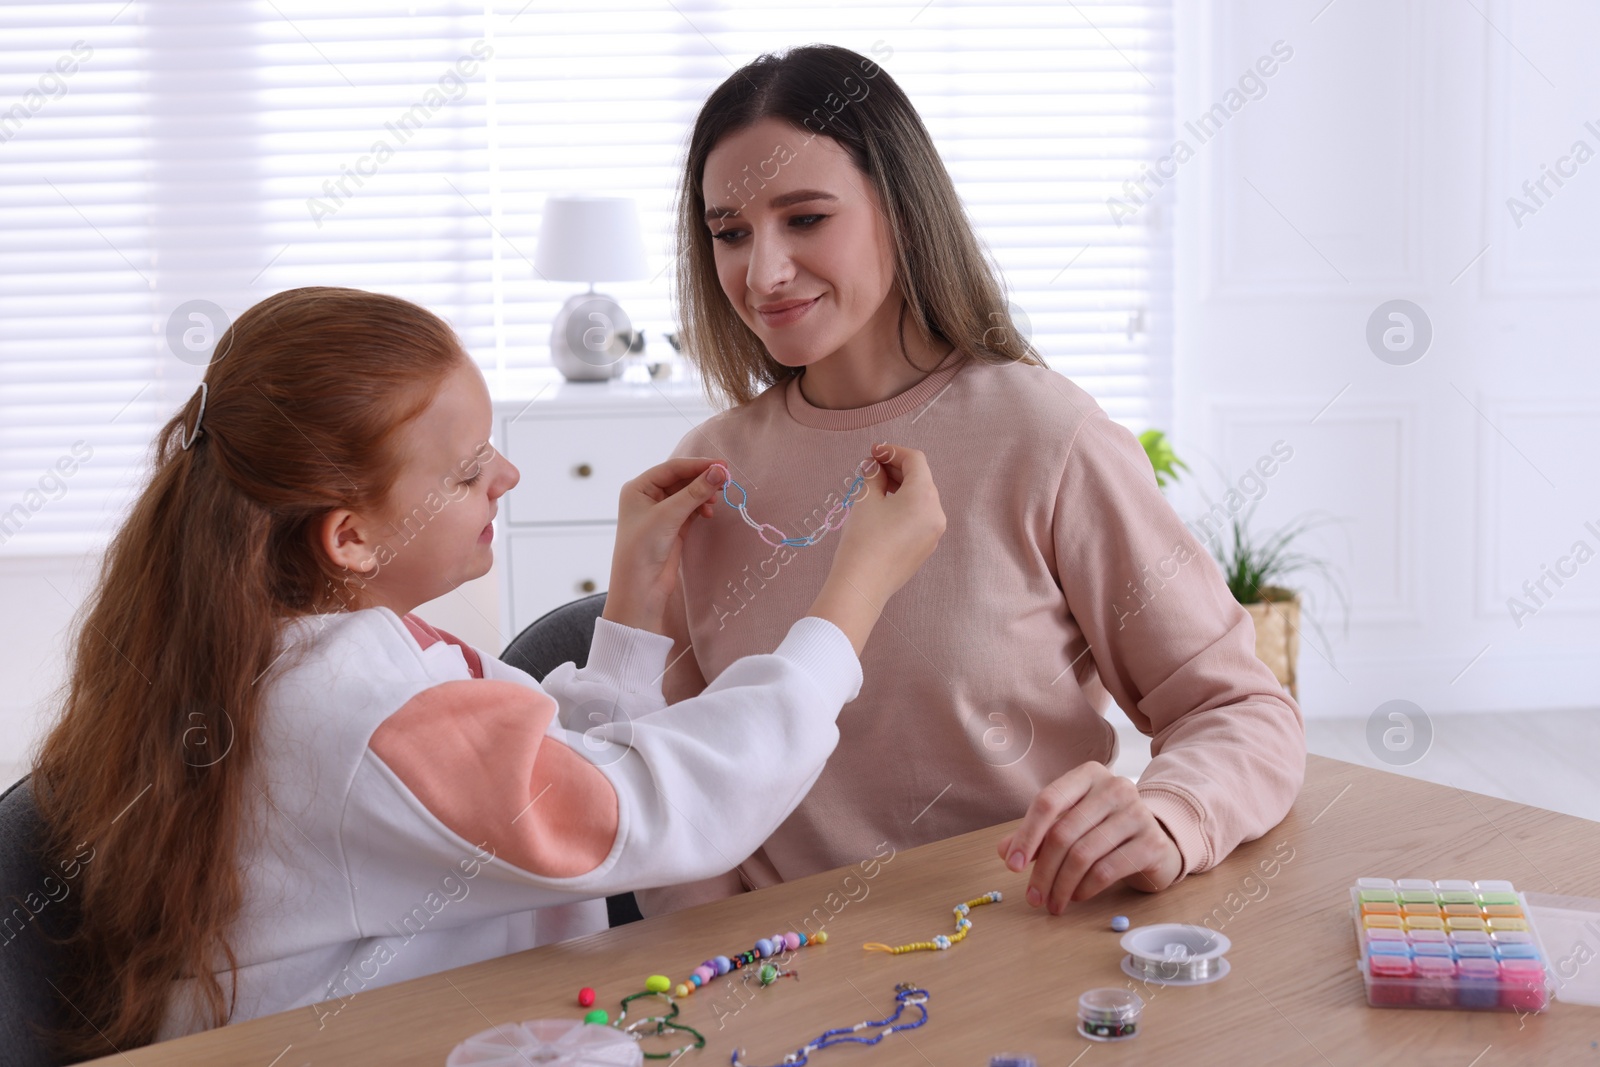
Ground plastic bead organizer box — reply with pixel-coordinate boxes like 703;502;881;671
1350;875;1600;1013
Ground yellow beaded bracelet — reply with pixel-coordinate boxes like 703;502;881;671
862;891;1002;954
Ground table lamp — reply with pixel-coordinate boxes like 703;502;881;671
535;195;651;381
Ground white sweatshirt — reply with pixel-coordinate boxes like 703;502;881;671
156;606;861;1040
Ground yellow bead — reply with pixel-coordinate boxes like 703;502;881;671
675;984;690;997
813;931;828;945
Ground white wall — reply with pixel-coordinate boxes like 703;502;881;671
1167;0;1599;720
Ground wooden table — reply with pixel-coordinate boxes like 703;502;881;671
91;755;1600;1066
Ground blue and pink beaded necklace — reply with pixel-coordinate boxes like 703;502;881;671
708;461;872;549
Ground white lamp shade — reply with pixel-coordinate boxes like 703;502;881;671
534;195;650;283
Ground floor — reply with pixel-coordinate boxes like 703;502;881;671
1110;707;1600;825
5;710;1596;824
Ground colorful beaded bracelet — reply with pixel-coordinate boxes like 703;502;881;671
863;891;1002;954
730;982;930;1067
671;929;826;998
710;461;871;549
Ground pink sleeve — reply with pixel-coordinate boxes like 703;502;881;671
369;679;619;878
1053;411;1306;879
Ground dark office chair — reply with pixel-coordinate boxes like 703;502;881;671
499;591;643;929
0;775;82;1067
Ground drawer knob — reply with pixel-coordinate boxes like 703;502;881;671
574;463;593;478
579;579;597;593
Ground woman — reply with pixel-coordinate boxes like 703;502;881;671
638;43;1305;920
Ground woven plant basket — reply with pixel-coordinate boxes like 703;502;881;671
1242;585;1300;700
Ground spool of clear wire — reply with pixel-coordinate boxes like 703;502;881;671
1119;923;1232;986
446;1019;643;1066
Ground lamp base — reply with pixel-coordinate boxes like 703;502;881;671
550;290;634;381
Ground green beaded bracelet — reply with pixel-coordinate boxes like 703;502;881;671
613;990;705;1060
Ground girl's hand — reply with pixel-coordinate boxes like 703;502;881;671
601;457;725;635
806;443;946;655
829;443;945;602
996;762;1183;913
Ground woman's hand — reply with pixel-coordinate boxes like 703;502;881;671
996;761;1183;913
601;457;725;635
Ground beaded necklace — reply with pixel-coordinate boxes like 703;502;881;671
729;982;930;1067
709;461;870;549
670;928;826;998
862;891;1002;954
611;990;706;1060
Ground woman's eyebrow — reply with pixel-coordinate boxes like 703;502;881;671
705;189;839;222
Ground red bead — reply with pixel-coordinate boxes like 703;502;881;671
577;986;596;1008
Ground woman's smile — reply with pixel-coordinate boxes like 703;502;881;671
757;295;821;328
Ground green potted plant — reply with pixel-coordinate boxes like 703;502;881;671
1207;505;1350;700
1139;429;1190;490
1139;429;1348;701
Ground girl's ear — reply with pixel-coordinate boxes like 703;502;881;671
318;509;379;575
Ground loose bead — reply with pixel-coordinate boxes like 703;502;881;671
645;974;670;994
813;931;828;944
577;986;596;1008
675;983;691;997
1111;915;1131;932
583;1008;608;1025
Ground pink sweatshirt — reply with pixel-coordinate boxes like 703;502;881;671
638;351;1306;916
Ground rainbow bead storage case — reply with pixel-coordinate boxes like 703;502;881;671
1351;877;1553;1012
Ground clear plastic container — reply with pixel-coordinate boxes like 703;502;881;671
1351;877;1551;1012
446;1018;643;1066
1076;988;1143;1041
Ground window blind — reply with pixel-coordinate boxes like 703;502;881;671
0;0;1174;555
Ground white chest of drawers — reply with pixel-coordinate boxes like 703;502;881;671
490;369;719;641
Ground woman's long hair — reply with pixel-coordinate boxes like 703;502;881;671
674;42;1045;408
30;286;467;1057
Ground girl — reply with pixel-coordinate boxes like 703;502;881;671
29;286;945;1055
639;44;1306;919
